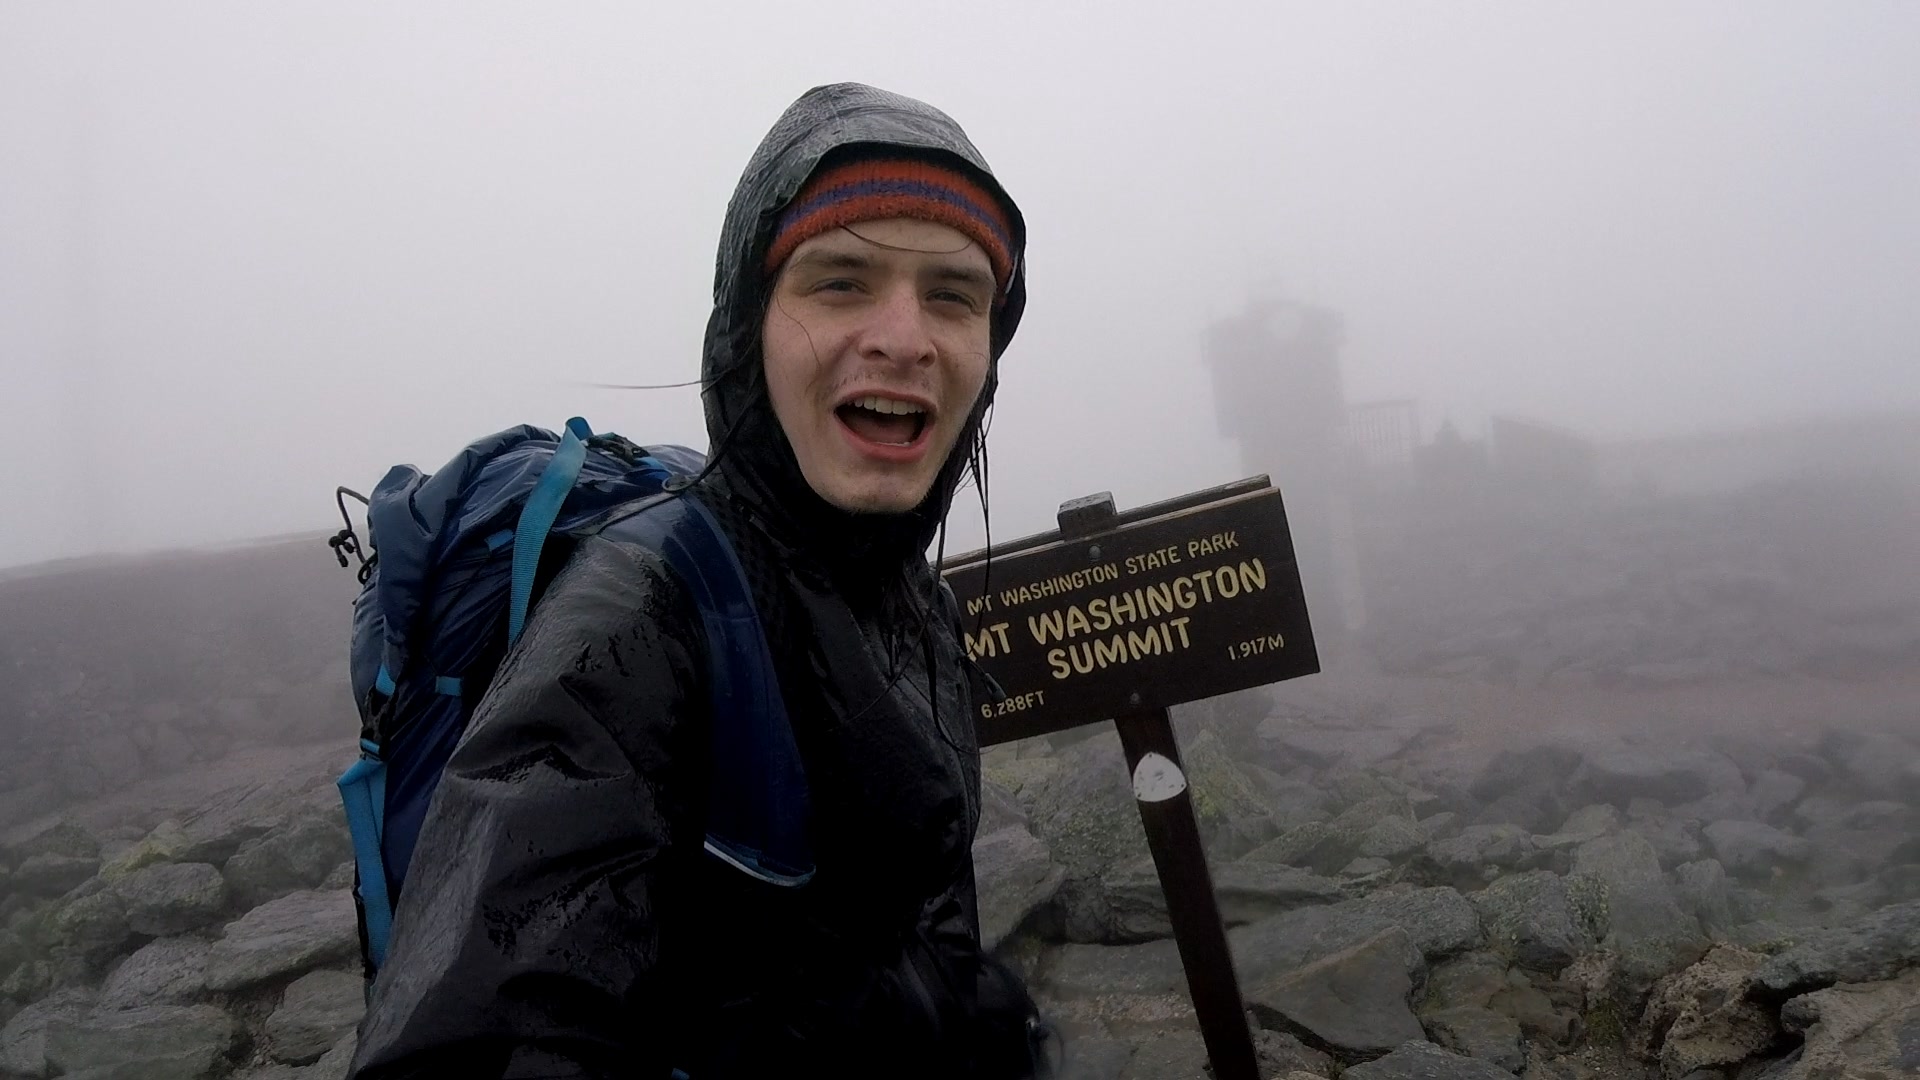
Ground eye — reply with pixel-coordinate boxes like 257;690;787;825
814;278;863;294
929;288;984;313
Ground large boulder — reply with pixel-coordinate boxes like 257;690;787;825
1022;735;1150;941
1569;832;1708;997
10;854;101;898
1571;748;1741;809
97;821;194;882
1752;898;1920;1000
1246;929;1426;1064
264;969;365;1065
1487;976;1581;1051
972;824;1065;952
116;862;229;936
1419;949;1581;1055
1469;870;1602;973
235;1032;358;1080
1423;826;1540;888
0;988;95;1078
1180;728;1283;856
204;889;359;993
1622;805;1705;870
1113;1028;1207;1079
1774;969;1920;1079
1636;945;1778;1079
309;1031;359;1080
44;1003;240;1080
175;776;340;867
1421;1006;1525;1074
1465;744;1580;834
1028;937;1186;1000
48;879;136;972
1669;860;1735;935
1253;1029;1335;1078
1259;777;1336;831
1356;816;1429;863
1342;1040;1515;1080
1104;856;1341;941
1248;822;1343;874
1249;793;1418;876
978;778;1027;838
1702;820;1810;880
1534;804;1622;851
1420;951;1510;1013
1230;887;1482;986
222;810;354;909
100;937;212;1009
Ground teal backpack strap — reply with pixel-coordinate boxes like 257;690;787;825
336;737;393;969
600;491;814;886
508;417;593;645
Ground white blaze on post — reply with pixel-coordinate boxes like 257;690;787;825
1132;752;1188;803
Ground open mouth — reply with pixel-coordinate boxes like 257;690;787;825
834;395;930;447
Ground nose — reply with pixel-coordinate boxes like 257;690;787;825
857;282;937;367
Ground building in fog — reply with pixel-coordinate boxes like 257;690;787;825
1202;297;1363;640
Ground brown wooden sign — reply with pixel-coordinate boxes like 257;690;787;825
941;479;1319;745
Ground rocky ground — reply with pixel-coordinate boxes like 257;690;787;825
0;742;357;1078
1;477;1914;1077
968;668;1919;1079
1;666;1910;1079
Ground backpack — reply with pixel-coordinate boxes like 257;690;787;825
330;417;813;975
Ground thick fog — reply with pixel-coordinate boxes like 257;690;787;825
4;3;1918;568
6;9;1920;1073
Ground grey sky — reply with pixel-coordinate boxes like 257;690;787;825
3;2;1917;568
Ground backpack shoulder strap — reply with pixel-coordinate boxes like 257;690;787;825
600;493;814;887
507;416;594;646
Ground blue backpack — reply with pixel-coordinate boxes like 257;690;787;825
331;418;813;974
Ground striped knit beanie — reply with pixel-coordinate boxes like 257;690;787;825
764;155;1016;293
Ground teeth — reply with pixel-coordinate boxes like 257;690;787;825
852;395;926;416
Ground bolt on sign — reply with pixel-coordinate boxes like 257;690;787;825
941;478;1319;745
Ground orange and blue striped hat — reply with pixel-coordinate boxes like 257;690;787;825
764;155;1016;293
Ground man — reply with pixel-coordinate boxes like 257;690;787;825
351;83;1046;1078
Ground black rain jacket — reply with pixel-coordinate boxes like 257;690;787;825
350;84;1042;1079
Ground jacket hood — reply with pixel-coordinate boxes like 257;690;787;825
700;82;1027;579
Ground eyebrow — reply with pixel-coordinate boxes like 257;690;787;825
787;249;874;273
929;264;996;292
786;246;994;292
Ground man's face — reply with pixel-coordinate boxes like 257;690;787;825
762;218;996;514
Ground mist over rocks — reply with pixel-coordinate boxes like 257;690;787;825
0;536;355;830
0;428;1915;1077
1357;475;1920;690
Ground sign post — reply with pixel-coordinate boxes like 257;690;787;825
941;477;1319;1080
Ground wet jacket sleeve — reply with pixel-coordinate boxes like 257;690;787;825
351;537;708;1080
923;588;1050;1078
922;862;1049;1079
